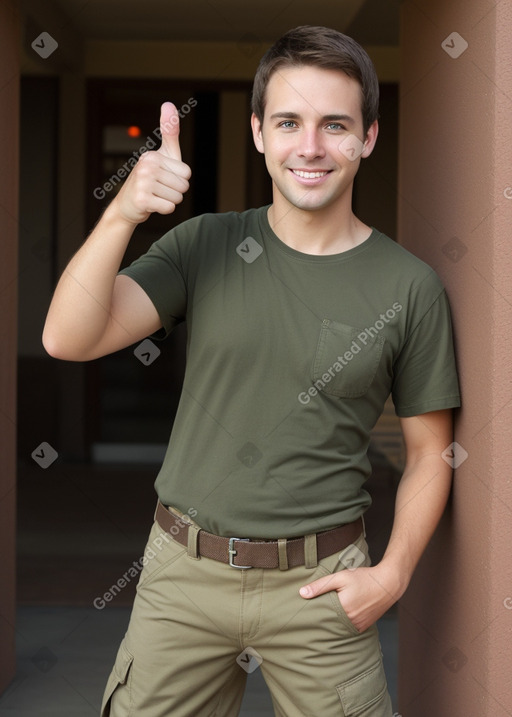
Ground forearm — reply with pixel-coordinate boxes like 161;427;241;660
299;454;453;632
378;452;453;596
300;413;455;632
43;200;136;359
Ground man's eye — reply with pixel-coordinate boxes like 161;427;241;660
326;123;346;131
279;121;296;129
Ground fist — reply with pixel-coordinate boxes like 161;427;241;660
114;102;192;225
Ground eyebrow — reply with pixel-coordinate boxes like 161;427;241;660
269;111;355;124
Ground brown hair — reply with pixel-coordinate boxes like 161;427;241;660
251;25;379;136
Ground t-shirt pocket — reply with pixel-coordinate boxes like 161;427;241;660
311;319;385;398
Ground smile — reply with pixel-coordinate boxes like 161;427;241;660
292;170;330;179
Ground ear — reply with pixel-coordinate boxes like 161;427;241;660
361;120;379;159
251;113;265;154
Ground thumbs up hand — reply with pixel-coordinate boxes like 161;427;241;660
114;102;192;225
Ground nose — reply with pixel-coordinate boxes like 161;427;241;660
297;128;325;160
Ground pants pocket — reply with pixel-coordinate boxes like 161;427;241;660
100;640;134;717
328;590;362;636
336;658;392;716
321;534;372;636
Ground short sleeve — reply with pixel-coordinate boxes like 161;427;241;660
119;227;188;339
392;289;461;417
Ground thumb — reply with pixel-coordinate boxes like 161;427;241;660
159;102;182;160
299;573;343;599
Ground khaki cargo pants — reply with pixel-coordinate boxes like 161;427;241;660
101;508;393;717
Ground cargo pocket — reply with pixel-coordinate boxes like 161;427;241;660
100;640;134;717
312;319;384;398
336;659;392;716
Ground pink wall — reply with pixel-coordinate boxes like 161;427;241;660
0;1;20;693
398;1;512;714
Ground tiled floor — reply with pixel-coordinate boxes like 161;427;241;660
0;606;397;716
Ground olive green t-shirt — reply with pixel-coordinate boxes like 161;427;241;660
120;206;460;538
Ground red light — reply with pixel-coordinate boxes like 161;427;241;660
127;125;141;138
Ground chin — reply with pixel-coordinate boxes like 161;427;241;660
275;183;344;214
290;194;338;213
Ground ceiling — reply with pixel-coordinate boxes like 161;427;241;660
47;0;400;45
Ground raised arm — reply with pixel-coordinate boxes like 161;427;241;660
42;102;191;362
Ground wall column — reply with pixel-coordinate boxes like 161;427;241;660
398;1;512;715
0;1;20;693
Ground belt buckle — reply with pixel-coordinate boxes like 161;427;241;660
228;537;252;569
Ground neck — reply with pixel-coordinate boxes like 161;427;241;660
268;193;371;256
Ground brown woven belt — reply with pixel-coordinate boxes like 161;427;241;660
155;501;363;569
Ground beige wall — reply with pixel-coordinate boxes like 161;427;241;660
0;1;20;693
398;1;512;714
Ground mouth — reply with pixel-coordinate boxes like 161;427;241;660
291;169;331;179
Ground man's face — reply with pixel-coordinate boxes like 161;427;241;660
251;65;378;214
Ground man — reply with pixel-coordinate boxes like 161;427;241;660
43;25;460;717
